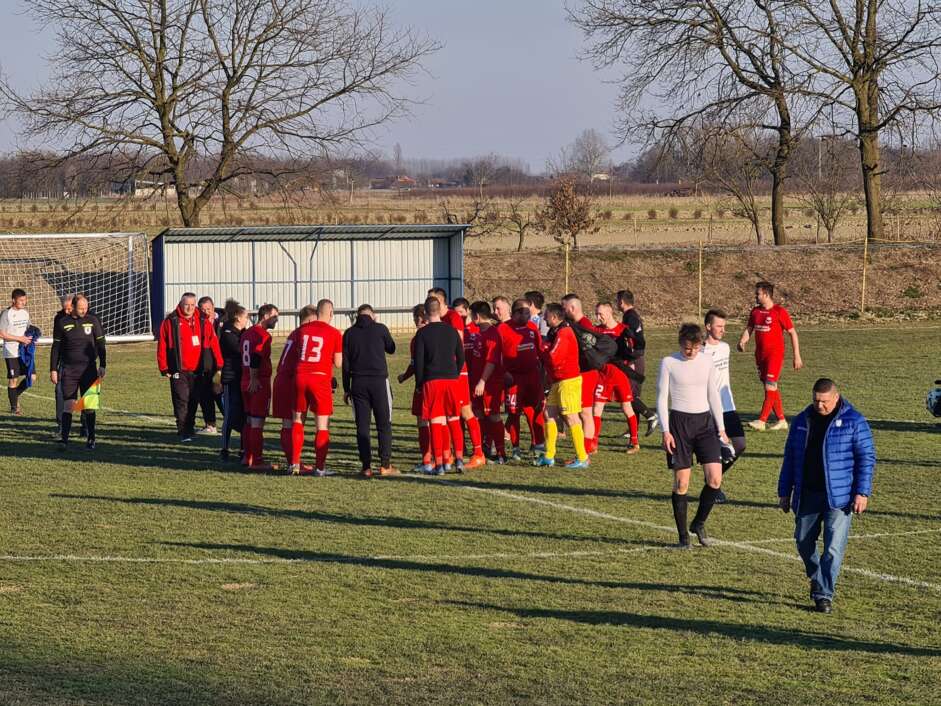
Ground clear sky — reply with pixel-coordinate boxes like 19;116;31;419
0;1;630;170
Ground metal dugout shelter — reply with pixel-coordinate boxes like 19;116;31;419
151;224;467;332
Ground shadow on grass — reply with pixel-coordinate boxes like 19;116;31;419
161;541;788;605
52;494;651;546
444;601;941;657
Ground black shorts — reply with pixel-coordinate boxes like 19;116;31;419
5;358;21;379
666;410;721;470
60;365;98;400
724;410;744;438
629;355;646;397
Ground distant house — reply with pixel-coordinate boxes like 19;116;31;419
111;179;177;199
428;179;461;189
591;173;612;182
370;175;417;191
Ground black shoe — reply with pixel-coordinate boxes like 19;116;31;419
690;522;715;547
645;414;660;437
86;439;96;450
814;598;832;614
181;436;193;443
55;439;68;451
714;489;728;504
674;540;692;550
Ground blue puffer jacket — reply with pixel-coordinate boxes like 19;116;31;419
778;398;875;511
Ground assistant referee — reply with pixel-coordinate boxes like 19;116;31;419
342;304;397;477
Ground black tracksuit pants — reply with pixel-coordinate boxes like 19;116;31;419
169;372;200;437
351;375;393;469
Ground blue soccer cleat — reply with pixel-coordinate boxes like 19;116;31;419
534;455;555;467
565;458;590;469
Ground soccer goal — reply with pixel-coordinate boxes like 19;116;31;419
0;232;152;343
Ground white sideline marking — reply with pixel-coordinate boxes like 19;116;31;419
405;475;941;592
735;528;941;545
23;390;172;427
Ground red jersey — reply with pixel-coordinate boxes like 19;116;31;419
748;304;793;357
294;320;342;376
542;325;580;383
574;316;600;332
464;321;480;363
468;324;503;387
497;320;542;375
443;308;468;373
240;324;272;390
276;329;301;376
597;322;625;338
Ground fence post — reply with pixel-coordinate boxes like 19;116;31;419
860;236;869;316
564;240;571;294
698;239;704;317
632;214;637;247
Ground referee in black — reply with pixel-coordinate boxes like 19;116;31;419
343;304;397;477
50;294;106;449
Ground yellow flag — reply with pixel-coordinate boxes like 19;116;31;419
73;378;101;412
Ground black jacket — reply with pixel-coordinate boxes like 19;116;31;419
342;314;396;393
414;321;464;386
219;322;243;385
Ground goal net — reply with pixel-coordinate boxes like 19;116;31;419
0;233;152;343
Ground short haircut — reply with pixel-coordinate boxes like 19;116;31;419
511;298;530;314
544;303;564;321
257;303;278;319
316;299;333;316
61;293;75;306
412;303;427;320
616;289;634;305
470;300;492;319
561;293;580;304
357;303;374;316
11;288;26;299
704;308;727;326
524;290;545;309
298;304;318;321
428;287;447;301
596;301;614;312
452;297;470;310
756;281;774;297
180;292;197;301
424;296;441;316
71;293;88;308
492;295;510;307
813;378;837;394
678;323;704;346
197;296;213;307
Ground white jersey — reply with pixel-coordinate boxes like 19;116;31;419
0;306;30;358
703;340;735;412
656;350;725;434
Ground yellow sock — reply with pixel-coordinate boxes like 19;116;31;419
545;418;558;459
570;423;587;461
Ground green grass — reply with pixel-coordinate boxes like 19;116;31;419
1;326;940;705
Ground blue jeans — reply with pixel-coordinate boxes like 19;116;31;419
794;489;853;601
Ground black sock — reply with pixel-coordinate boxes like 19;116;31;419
85;412;96;441
80;410;87;434
634;399;651;418
671;492;689;543
8;387;18;410
61;412;73;442
692;485;721;527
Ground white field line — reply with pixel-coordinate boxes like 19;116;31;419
404;474;941;592
734;527;941;545
23;390;173;427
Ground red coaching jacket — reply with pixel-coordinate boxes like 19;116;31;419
157;306;223;375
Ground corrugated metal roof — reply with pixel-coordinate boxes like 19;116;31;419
160;224;468;243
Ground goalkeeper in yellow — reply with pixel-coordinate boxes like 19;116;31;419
50;294;106;449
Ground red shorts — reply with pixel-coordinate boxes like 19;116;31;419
505;371;544;414
422;378;461;419
272;374;295;419
757;352;784;383
580;369;599;409
295;373;334;416
595;365;634;404
411;389;423;417
454;373;471;408
472;383;505;417
242;382;271;418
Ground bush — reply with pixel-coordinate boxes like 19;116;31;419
599;209;613;221
693;209;703;219
29;204;38;213
647;209;657;220
903;285;923;299
668;207;679;219
622;212;633;221
804;208;816;218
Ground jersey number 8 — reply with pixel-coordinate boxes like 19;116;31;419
241;339;251;367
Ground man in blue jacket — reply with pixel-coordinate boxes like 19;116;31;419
778;378;875;613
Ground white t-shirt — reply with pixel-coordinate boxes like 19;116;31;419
0;306;30;358
703;340;735;412
656;350;725;434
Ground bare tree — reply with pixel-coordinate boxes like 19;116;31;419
569;0;820;245
0;0;438;226
783;1;941;241
793;136;860;243
552;128;611;182
504;196;539;251
536;179;599;291
439;197;503;239
462;154;500;200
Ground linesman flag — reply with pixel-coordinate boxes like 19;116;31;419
72;378;102;412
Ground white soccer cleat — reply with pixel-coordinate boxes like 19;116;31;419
747;419;767;431
769;419;789;431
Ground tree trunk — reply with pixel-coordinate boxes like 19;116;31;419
770;105;792;246
858;127;883;242
517;230;525;252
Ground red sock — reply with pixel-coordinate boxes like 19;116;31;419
531;409;546;446
253;427;265;464
280;426;293;464
431;422;447;466
447;419;464;461
506;412;521;447
465;416;483;456
759;390;775;422
291;422;305;465
628;414;638;444
772;390;785;420
593;416;602;443
314;430;330;470
418;424;432;464
490;419;506;456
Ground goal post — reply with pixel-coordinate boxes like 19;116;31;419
0;232;153;343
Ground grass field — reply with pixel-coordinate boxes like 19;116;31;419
1;325;940;705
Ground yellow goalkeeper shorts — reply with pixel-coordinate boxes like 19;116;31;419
547;376;582;416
